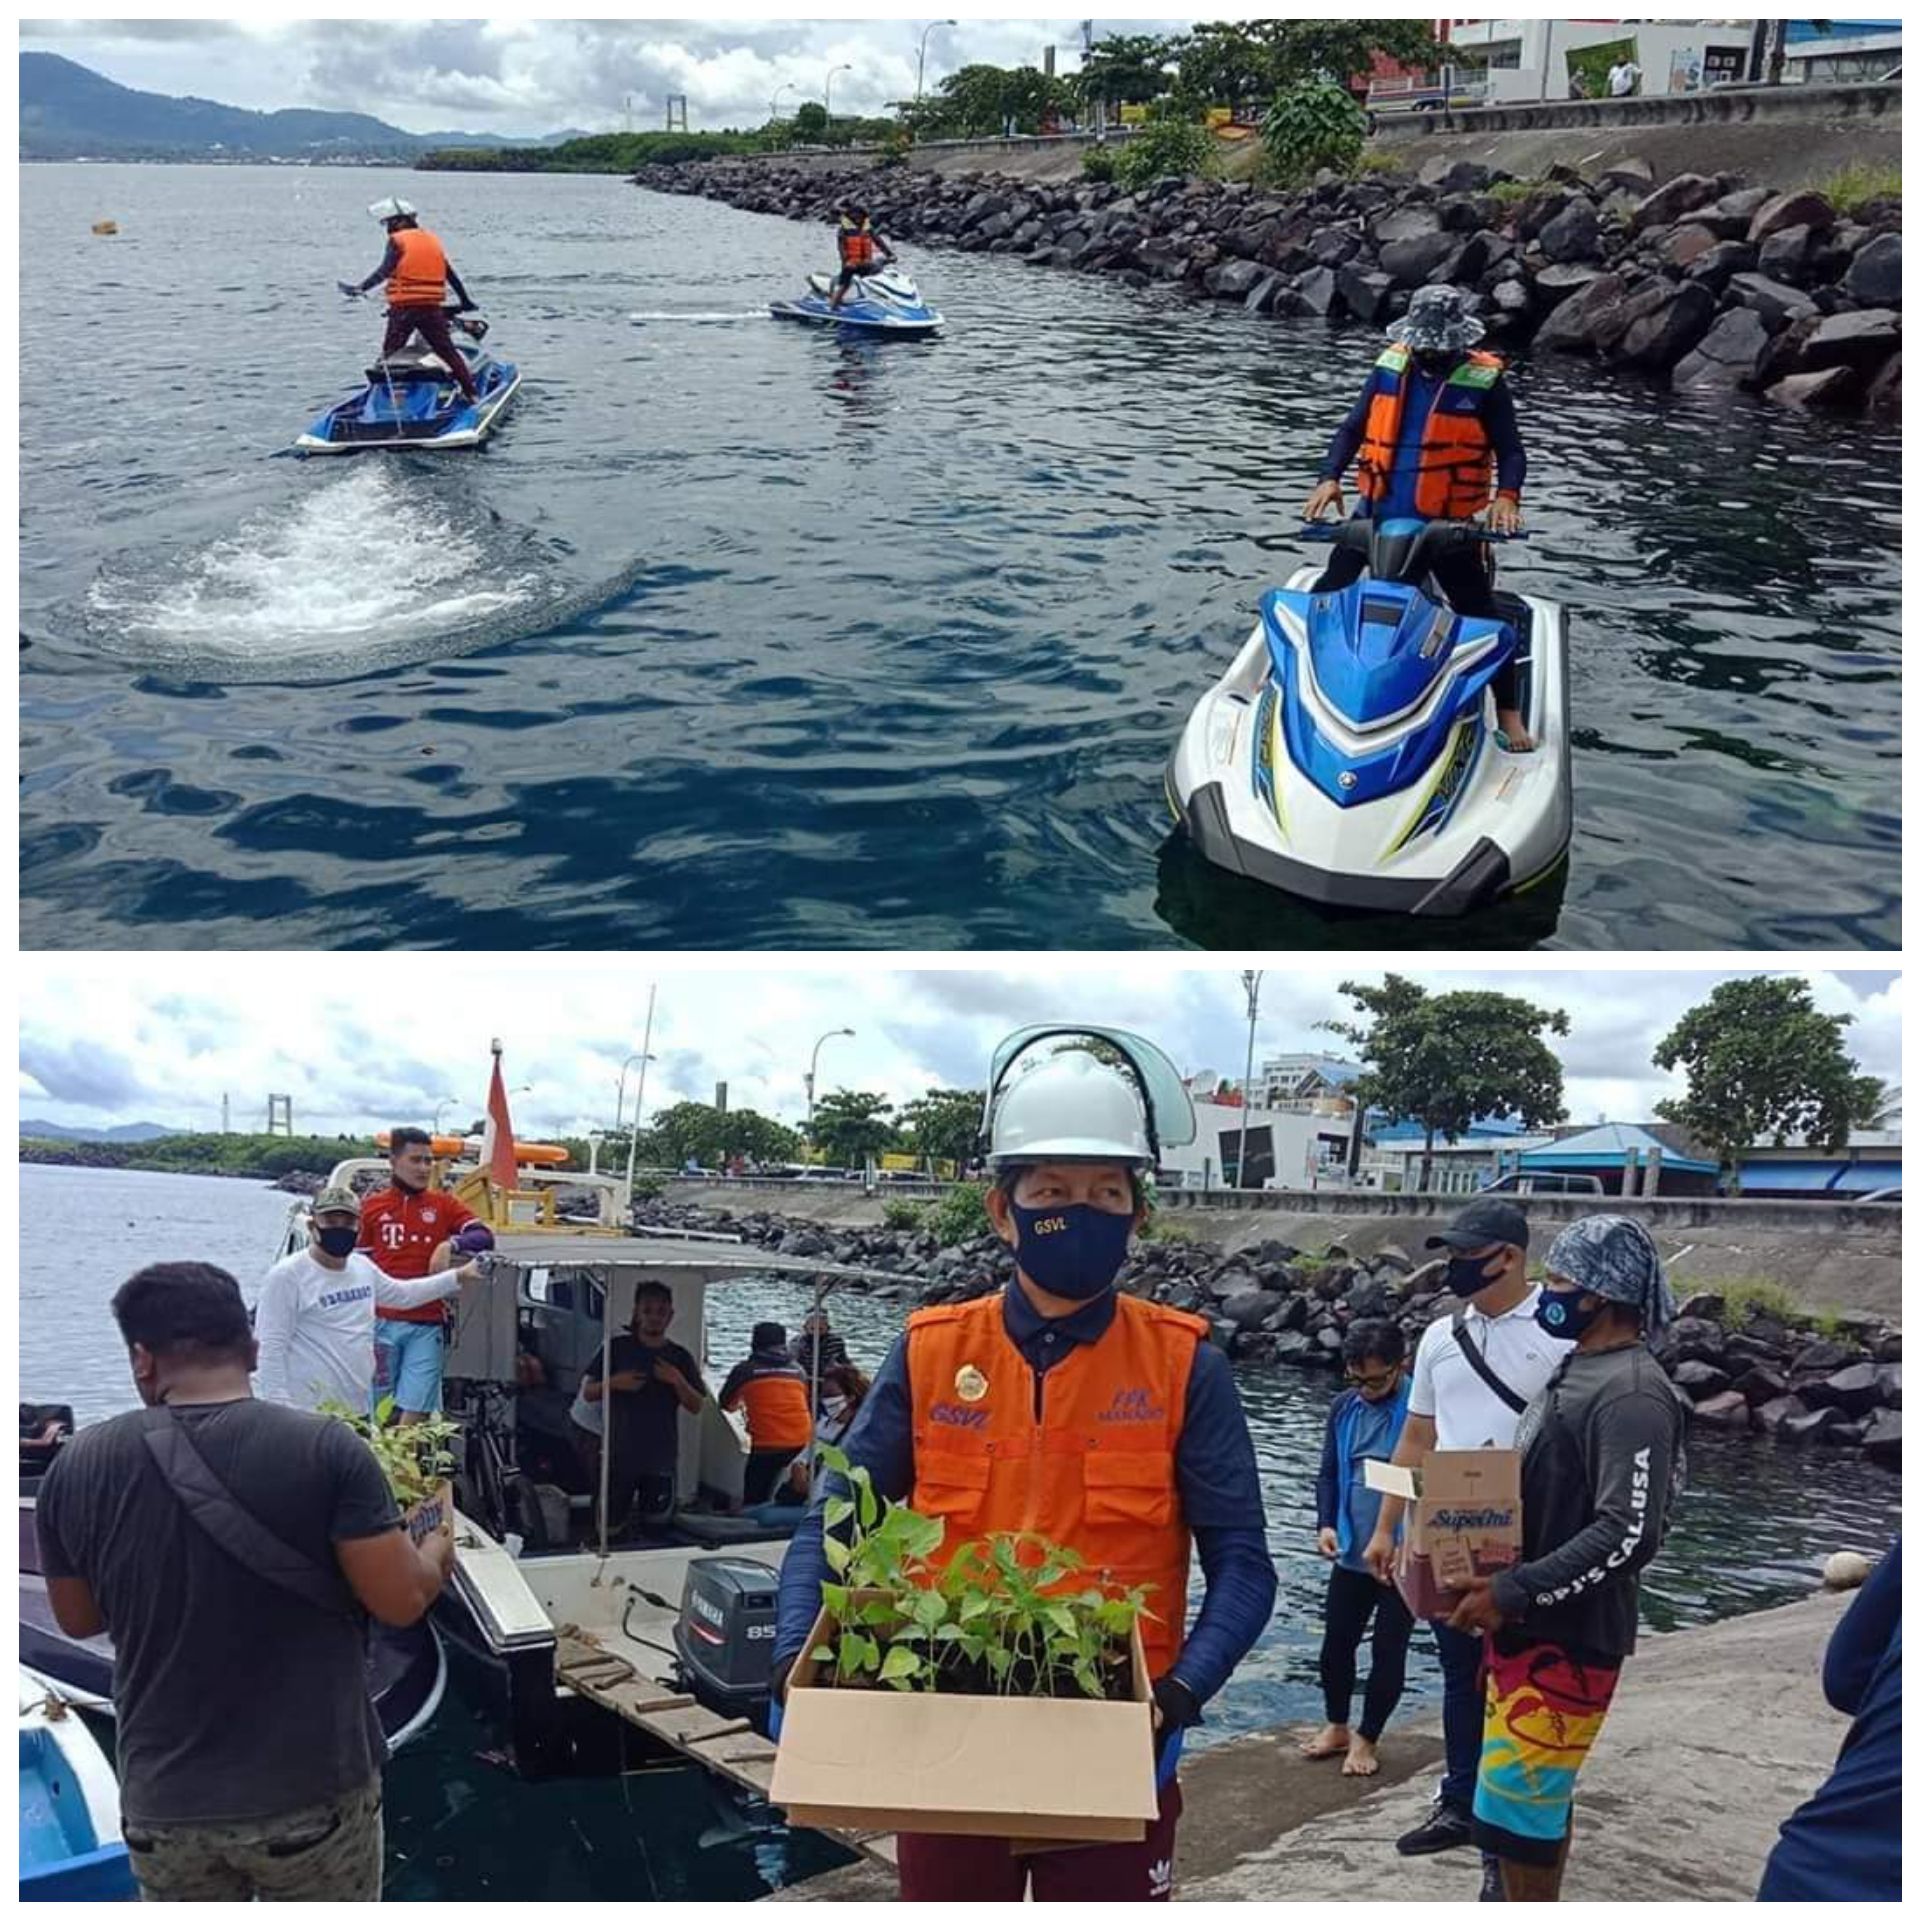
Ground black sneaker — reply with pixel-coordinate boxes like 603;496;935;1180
1396;1802;1475;1857
1479;1856;1506;1902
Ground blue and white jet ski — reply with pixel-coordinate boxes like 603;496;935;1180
769;263;942;335
1167;516;1570;916
294;315;520;454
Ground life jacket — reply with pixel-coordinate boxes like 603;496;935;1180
388;226;449;309
1355;343;1505;521
904;1290;1206;1681
838;217;877;271
724;1355;814;1452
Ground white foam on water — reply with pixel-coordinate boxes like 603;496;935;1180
85;462;544;669
627;309;768;323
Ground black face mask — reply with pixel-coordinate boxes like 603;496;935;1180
1445;1250;1507;1299
1535;1289;1607;1342
315;1225;359;1258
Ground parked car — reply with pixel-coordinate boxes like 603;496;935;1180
1478;1171;1605;1197
1856;1186;1901;1206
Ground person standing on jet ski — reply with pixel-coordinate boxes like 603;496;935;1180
828;203;897;311
1302;285;1533;751
339;198;482;407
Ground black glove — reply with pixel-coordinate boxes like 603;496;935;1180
771;1651;798;1706
1152;1676;1200;1750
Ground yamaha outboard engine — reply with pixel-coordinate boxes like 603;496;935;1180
673;1556;780;1727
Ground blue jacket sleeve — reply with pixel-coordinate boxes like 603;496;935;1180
1314;1393;1349;1533
1167;1342;1277;1708
1320;380;1373;483
1824;1538;1901;1717
773;1332;915;1665
1483;377;1527;497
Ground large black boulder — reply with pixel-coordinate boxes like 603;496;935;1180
1800;309;1901;374
1672;306;1772;390
1378;231;1461;288
1800;1363;1885;1417
1538;197;1603;264
1845;231;1902;306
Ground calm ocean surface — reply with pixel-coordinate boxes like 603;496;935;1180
21;163;1901;950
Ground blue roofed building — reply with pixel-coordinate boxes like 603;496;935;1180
1782;19;1902;83
1511;1123;1720;1197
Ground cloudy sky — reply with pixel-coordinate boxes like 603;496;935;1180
21;15;1192;137
17;960;1901;1142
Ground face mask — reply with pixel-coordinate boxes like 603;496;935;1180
1535;1289;1606;1341
1445;1251;1506;1299
315;1225;359;1258
1010;1202;1133;1303
822;1396;849;1421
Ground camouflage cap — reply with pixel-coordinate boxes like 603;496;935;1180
312;1184;363;1219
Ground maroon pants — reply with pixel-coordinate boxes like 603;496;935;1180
895;1779;1181;1902
382;304;478;400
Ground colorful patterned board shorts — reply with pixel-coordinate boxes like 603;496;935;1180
1471;1635;1623;1865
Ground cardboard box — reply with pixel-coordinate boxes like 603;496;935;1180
1364;1450;1522;1622
770;1599;1158;1843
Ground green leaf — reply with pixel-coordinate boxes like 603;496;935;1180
879;1646;924;1685
823;1496;854;1530
823;1535;851;1575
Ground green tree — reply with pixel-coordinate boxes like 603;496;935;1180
1652;977;1876;1193
934;63;1070;137
1324;975;1570;1192
809;1089;898;1168
1173;18;1443;103
792;100;828;141
1260;74;1367;184
897;1088;985;1171
1073;32;1178;112
637;1100;801;1168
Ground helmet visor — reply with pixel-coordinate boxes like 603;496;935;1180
985;1025;1198;1154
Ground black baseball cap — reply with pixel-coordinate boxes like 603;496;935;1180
1426;1197;1529;1252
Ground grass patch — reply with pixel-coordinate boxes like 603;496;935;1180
1137;1213;1197;1245
1486;177;1539;206
1355;148;1401;177
1822;162;1901;215
1718;1278;1807;1331
882;1198;927;1231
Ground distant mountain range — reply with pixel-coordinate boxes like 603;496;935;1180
19;1119;178;1143
21;52;584;161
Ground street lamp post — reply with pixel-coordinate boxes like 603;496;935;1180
804;1028;856;1141
613;1052;651;1133
824;62;851;136
1238;971;1263;1191
916;20;956;101
432;1096;460;1134
770;80;794;124
626;985;659;1194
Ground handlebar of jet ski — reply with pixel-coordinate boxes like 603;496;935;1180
1298;519;1527;542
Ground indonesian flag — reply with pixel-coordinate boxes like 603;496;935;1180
482;1042;517;1195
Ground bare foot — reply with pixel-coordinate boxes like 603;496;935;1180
1496;708;1536;752
1299;1723;1350;1760
1342;1735;1381;1777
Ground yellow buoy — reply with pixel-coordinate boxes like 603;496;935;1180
92;220;118;236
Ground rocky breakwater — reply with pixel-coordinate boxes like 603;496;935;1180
635;1196;1900;1472
638;152;1900;416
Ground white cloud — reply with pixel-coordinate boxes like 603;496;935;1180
18;960;1901;1141
20;17;1181;137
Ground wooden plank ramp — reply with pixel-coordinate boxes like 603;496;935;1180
553;1629;897;1869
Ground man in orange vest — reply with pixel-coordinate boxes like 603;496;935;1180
720;1322;815;1504
1303;284;1533;749
828;202;898;310
341;198;482;405
773;1034;1277;1900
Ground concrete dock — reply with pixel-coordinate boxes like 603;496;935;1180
765;1592;1851;1902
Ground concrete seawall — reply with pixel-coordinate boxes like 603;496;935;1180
664;1179;1902;1322
766;1591;1858;1902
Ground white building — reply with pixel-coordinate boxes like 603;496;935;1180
1443;18;1757;101
1361;1133;1557;1196
1256;1052;1361;1109
1162;1093;1357;1192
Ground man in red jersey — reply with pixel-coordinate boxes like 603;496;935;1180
360;1127;489;1425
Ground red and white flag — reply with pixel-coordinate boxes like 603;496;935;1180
482;1042;517;1195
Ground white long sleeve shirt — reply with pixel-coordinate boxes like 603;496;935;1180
254;1248;462;1412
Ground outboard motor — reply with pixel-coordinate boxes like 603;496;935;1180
672;1556;780;1727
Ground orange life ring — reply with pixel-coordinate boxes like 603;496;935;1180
374;1132;569;1167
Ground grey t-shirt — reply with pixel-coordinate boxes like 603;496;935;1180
35;1397;400;1824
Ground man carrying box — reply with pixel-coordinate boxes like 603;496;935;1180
1363;1196;1560;1897
773;1030;1277;1900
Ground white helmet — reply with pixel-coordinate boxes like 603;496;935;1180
986;1048;1154;1169
368;196;417;223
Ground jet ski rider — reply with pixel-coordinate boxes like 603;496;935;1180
340;198;481;406
1302;285;1533;751
828;203;897;311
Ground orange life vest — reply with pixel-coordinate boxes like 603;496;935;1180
838;218;877;271
388;227;449;309
904;1290;1205;1681
1356;343;1505;521
726;1367;814;1452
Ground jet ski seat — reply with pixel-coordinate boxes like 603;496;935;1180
366;349;453;383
